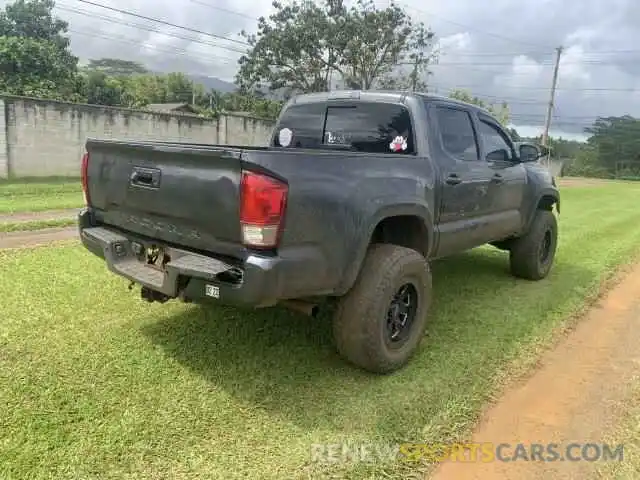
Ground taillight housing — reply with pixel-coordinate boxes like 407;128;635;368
81;152;90;206
239;170;288;248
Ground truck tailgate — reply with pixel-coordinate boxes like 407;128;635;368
85;139;243;254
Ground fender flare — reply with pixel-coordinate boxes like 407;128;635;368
526;188;560;230
335;202;435;295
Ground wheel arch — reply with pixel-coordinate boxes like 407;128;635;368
336;203;434;296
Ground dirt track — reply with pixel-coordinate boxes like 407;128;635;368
556;177;620;188
0;208;79;223
430;261;640;480
0;227;78;249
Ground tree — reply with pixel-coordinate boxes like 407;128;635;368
0;0;69;49
78;70;123;106
507;127;521;142
0;0;79;100
236;0;435;94
449;89;510;126
85;58;149;77
584;115;640;175
0;35;79;100
335;0;434;90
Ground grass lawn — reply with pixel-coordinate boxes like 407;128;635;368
0;177;83;213
2;184;640;479
596;384;640;480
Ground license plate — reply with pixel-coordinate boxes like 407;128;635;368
205;285;220;298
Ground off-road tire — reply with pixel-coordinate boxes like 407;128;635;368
332;244;432;374
509;209;558;280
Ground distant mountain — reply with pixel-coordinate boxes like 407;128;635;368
186;73;293;100
187;74;237;93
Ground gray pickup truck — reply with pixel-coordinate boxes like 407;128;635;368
78;90;559;374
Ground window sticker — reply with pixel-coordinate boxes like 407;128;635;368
325;131;350;144
389;136;408;152
278;127;293;147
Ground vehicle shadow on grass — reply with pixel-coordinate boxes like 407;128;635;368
140;247;590;434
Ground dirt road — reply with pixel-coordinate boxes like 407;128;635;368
557;177;624;188
430;261;640;480
0;208;79;223
0;209;79;249
0;227;77;249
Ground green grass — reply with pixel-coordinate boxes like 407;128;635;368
596;385;640;480
2;184;640;479
0;218;76;232
0;178;83;213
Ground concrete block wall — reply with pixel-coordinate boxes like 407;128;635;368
0;99;7;179
0;96;275;178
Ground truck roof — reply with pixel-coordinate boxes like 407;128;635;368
287;89;495;116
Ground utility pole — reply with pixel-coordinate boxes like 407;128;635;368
542;46;563;148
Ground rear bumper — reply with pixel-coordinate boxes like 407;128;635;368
78;208;327;307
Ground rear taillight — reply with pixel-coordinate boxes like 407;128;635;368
239;170;288;248
81;152;90;206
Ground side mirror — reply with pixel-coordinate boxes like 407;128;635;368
487;148;510;163
517;142;547;162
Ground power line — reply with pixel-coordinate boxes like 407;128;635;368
428;86;545;105
188;0;256;20
402;3;553;49
71;0;250;47
439;49;640;57
69;29;237;67
57;4;243;58
423;59;640;66
429;81;640;92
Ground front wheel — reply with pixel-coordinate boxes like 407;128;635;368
332;244;432;374
509;209;558;280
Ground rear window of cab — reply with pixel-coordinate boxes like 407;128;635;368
273;102;415;154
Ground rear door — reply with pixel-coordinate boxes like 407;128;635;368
476;114;527;238
430;104;496;256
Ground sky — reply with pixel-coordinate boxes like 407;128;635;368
6;0;640;140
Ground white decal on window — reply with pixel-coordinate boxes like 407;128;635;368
278;128;293;147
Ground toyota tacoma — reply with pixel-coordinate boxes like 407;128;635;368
78;90;560;374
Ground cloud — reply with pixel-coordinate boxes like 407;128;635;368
2;0;640;138
437;32;472;52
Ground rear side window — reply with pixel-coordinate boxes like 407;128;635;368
273;103;325;149
434;106;479;162
324;103;415;154
273;101;415;154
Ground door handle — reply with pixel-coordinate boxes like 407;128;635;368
491;173;504;184
445;174;462;186
130;167;161;189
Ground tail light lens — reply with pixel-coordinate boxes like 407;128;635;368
239;170;288;248
81;152;90;206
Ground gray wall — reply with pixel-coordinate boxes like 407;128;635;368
0;96;275;178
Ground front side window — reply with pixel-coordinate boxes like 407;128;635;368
479;119;514;161
434;106;479;162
